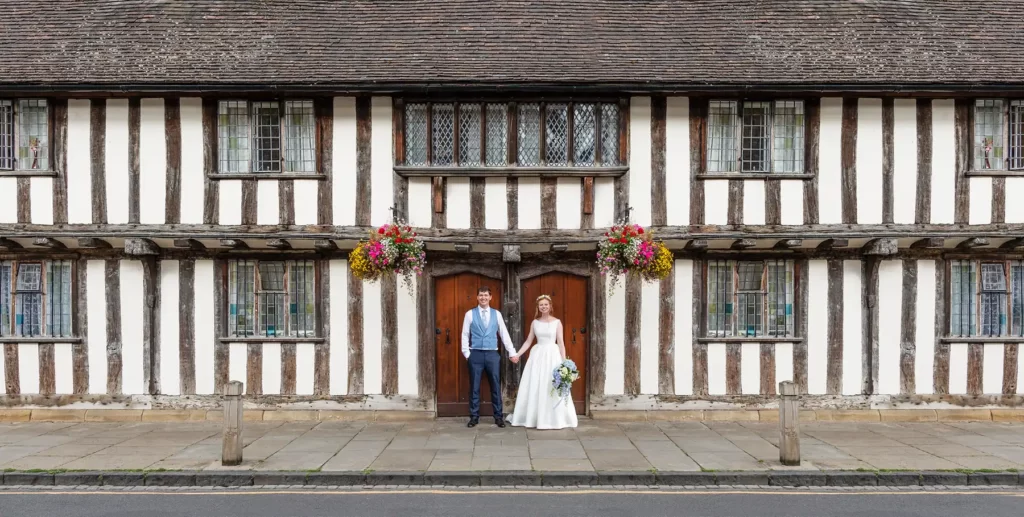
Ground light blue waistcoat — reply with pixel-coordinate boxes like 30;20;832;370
469;308;499;350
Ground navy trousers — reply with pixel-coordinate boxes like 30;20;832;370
467;350;502;420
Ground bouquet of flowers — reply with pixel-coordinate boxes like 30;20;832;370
597;221;673;293
349;221;426;294
551;359;580;406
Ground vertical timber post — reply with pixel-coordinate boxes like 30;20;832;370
222;380;244;466
778;381;800;466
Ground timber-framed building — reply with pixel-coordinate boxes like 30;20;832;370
1;0;1023;419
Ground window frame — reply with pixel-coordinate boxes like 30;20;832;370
702;258;798;340
967;98;1024;175
947;258;1024;339
0;98;55;176
223;258;320;340
0;258;75;339
393;97;629;175
704;98;808;176
214;98;321;178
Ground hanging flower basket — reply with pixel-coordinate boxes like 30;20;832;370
597;222;673;292
349;221;426;293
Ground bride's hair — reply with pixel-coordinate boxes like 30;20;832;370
534;294;553;320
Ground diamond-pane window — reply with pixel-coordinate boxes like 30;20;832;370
459;104;482;166
517;103;541;166
599;103;619;165
227;260;317;338
405;103;429;166
573;104;597;166
545;104;569;165
485;104;508;166
432;104;455;166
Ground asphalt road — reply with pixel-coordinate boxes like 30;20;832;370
0;488;1021;517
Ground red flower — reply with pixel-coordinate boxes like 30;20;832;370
638;227;644;234
378;228;385;234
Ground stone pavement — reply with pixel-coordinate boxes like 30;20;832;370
1;419;1023;486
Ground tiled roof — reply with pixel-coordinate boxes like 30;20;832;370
1;0;1021;88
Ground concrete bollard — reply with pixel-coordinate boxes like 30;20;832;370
778;381;800;466
222;381;244;466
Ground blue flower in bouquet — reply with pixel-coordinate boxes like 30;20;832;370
550;359;580;406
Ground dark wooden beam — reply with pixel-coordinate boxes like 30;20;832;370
817;238;849;250
773;239;803;250
172;239;206;250
32;238;66;249
124;238;159;256
267;239;292;250
0;238;23;249
219;239;249;250
1000;238;1024;249
313;240;338;252
684;239;709;251
731;239;756;250
862;238;898;256
77;238;112;249
910;238;944;249
502;244;521;263
957;237;989;249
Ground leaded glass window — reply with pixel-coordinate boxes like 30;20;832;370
227;260;317;338
707;100;805;174
950;260;1024;338
0;260;72;338
1011;101;1024;171
975;100;1005;171
400;100;622;168
218;100;317;174
705;260;796;338
0;99;50;171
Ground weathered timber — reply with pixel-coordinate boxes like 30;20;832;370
173;239;206;250
863;258;880;394
73;257;89;394
105;259;123;395
658;266;675;395
201;99;218;224
314;240;338;251
52;100;69;224
841;98;859;224
613;98;630;222
89;99;107;224
142;257;160;394
953;99;971;224
589;262;607;400
416;272;433;400
165;98;182;224
77;238;111;249
179;259;196;395
32;238;65;249
774;239;802;249
278;179;295;226
221;381;243;466
347;268;364;395
266;239;291;250
506;177;518;230
316;97;334;225
582;176;595;222
727;179;743;225
1004;344;1019;395
213;262;228;395
541;177;558;229
899;260;917;394
817;239;849;250
967;343;983;396
314;259;329;397
956;237;989;249
0;238;23;249
469;177;485;229
881;98;895;224
862;238;898;256
1000;238;1024;249
16;177;29;223
651;96;667;226
689;98;706;225
692;259;708;396
915;100;932;224
391;99;406;222
432;177;447;227
760;343;775;396
911;238;944;249
778;381;801;466
992;177;1006;224
794;259;809;393
765;179;782;226
803;99;821;224
933;259;949;394
502;262;522;404
219;239;249;250
502;244;521;263
685;239;709;251
128;98;142;224
381;274;399;396
124;238;159;256
240;180;257;226
725;342;741;395
4;344;19;394
38;343;55;395
731;239;756;250
246;343;262;396
826;260;844;395
623;274;642;396
355;97;372;226
281;343;297;395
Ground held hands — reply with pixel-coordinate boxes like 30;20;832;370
509;354;520;364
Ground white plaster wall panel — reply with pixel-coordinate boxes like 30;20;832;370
775;342;793;385
930;100;956;224
629;97;652;226
639;280;660;395
370;97;393;227
856;98;884;224
362;280;383;395
556;177;582;229
139;98;166;224
1006;178;1024;223
741;342;760;395
673;260;694;395
66;99;92;223
983;343;1004;395
0;178;16;222
517;178;542;230
55;344;73;394
807;260;829;395
969;177;992;225
665;97;690;226
743;179;765;225
484;177;508;230
604;275;626;396
892;99;918;224
29;178;53;224
407;177;433;228
105;99;131;224
446;177;471;229
707;343;727;395
262;342;282;395
876;260;903;395
296;343;315;395
842;260;863;395
329;260;349;395
218;179;243;225
179;98;205;224
193;260;216;394
229;342;247;392
159;260;180;395
18;343;39;394
0;339;6;393
293;180;319;225
818;97;844;224
256;180;280;225
86;260;107;394
333;97;358;226
1019;350;1024;394
703;179;729;225
915;260;936;395
948;342;968;394
592;177;615;228
120;260;145;395
397;275;419;395
779;180;804;225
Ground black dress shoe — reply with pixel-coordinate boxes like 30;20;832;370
467;418;479;428
494;419;506;428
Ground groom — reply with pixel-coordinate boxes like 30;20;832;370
461;286;519;428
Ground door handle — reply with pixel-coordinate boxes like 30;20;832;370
580;326;587;334
572;328;577;344
445;328;450;345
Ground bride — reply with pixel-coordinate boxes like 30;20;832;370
508;295;578;430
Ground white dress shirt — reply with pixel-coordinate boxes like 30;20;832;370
461;306;516;359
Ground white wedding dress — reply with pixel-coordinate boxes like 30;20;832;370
509;319;578;429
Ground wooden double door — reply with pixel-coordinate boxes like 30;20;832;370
434;270;588;417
